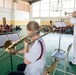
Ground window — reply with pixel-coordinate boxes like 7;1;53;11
41;3;49;10
33;5;40;11
50;11;60;17
35;19;41;25
4;0;13;9
41;11;49;17
32;0;75;17
40;2;49;17
32;2;40;17
0;0;3;7
41;0;50;3
32;11;40;17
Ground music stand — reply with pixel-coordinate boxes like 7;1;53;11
55;21;66;51
7;33;19;72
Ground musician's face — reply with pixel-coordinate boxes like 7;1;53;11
26;29;39;40
27;29;32;35
72;11;76;17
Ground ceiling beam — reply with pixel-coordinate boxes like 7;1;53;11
29;0;41;4
20;0;42;4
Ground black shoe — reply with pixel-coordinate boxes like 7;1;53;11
69;61;76;65
69;61;73;65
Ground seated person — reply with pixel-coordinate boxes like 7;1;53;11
8;21;46;75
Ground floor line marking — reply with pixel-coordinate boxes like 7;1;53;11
16;55;24;58
47;65;75;75
56;68;75;75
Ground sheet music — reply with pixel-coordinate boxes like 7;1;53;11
60;22;66;27
55;21;66;28
0;35;8;47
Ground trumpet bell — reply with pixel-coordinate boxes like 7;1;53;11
4;40;13;49
4;40;13;52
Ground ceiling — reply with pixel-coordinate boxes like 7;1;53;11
20;0;42;4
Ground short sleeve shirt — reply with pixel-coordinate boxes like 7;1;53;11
24;38;46;75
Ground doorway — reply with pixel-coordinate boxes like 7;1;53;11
3;18;6;25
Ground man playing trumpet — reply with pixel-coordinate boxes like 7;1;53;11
69;11;76;65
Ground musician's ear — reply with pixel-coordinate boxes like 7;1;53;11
26;29;33;35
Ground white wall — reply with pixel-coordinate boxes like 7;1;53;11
14;10;29;21
0;7;12;20
0;7;30;25
0;7;29;21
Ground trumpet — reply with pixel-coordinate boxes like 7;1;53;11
4;25;54;53
64;11;76;17
64;12;72;15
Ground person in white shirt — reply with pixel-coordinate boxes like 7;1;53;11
69;11;76;65
8;21;46;75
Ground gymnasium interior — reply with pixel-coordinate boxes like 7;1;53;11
0;0;76;75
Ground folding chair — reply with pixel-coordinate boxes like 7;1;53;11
44;60;58;75
51;43;72;75
7;33;19;42
0;35;8;47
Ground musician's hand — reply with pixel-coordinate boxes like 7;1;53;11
14;50;24;55
24;41;29;52
10;50;16;55
25;41;28;46
6;48;16;55
14;51;19;55
9;47;16;55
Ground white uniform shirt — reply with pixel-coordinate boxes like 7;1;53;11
24;38;46;75
70;17;76;64
70;17;76;35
